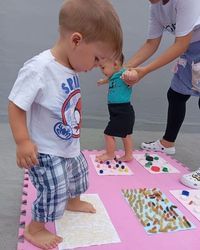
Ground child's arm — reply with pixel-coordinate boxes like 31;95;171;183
8;101;38;168
97;78;109;86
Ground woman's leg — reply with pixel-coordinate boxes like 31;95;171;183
141;88;191;154
161;88;191;146
198;97;200;109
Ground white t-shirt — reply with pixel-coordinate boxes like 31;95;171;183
9;50;82;158
148;0;200;43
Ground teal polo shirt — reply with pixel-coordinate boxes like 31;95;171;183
108;68;132;104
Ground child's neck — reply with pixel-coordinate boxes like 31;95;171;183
51;41;72;69
109;66;122;78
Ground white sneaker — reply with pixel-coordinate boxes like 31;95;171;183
180;168;200;189
141;140;176;155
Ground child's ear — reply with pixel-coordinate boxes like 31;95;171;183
71;32;83;47
113;60;120;69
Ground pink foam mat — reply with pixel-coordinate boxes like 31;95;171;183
17;150;200;250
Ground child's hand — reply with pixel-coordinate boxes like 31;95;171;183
16;139;38;169
97;78;108;85
121;68;139;85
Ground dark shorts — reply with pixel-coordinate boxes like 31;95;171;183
104;103;135;138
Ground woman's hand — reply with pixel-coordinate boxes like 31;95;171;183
121;67;147;85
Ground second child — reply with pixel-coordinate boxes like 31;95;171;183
96;55;138;162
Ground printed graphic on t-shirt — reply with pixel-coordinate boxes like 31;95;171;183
54;75;82;140
109;80;116;89
164;23;176;33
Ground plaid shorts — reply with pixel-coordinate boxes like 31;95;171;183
28;152;89;222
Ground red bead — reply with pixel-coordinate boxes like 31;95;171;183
151;166;160;172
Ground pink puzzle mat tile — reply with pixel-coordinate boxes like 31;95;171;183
170;189;200;221
17;150;200;250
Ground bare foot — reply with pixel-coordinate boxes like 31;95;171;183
66;199;96;213
24;222;63;250
118;154;133;162
95;153;115;163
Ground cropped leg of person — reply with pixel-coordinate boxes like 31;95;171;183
141;88;190;155
66;153;96;213
119;134;133;162
24;155;66;250
95;134;116;162
181;97;200;189
24;221;62;250
66;196;96;213
25;153;94;249
161;88;191;146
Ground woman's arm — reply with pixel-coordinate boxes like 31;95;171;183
125;36;162;68
123;32;193;84
141;32;193;76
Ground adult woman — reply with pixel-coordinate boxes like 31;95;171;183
122;0;200;188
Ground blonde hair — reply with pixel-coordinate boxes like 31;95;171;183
59;0;122;58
